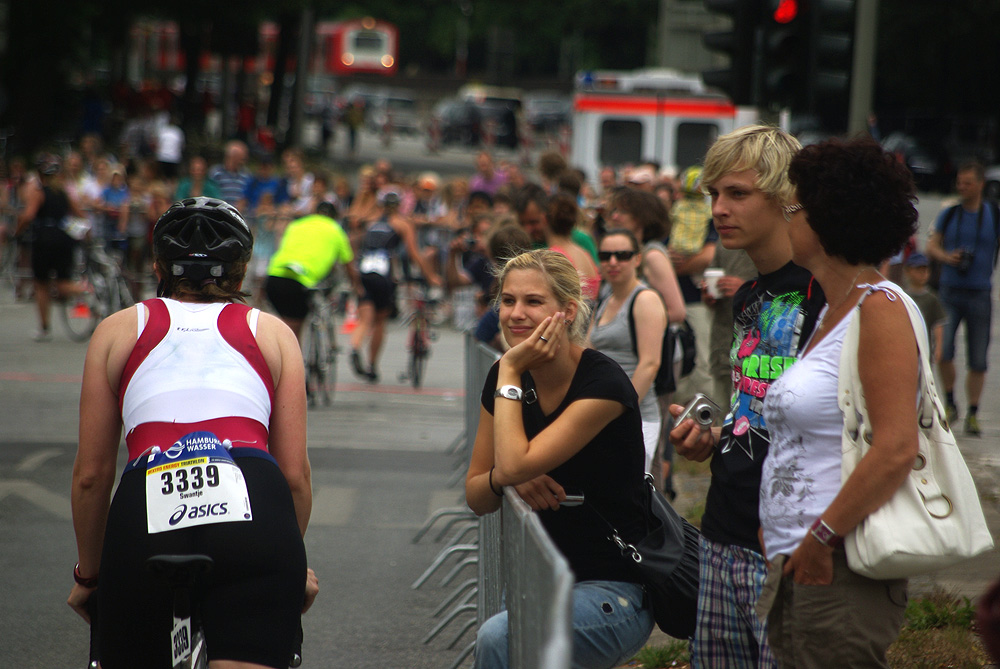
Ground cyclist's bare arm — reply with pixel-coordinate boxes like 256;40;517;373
14;181;41;234
256;311;312;537
69;309;137;620
344;260;362;294
392;214;441;286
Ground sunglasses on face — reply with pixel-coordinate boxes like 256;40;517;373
598;250;637;262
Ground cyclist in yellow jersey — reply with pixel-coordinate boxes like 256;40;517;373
265;202;359;340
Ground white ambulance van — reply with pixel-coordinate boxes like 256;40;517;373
571;68;759;181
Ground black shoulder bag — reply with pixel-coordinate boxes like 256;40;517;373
588;475;700;639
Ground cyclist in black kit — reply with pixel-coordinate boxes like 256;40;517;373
15;154;87;341
68;197;318;668
349;189;441;381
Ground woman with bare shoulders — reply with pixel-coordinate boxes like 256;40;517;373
68;197;317;668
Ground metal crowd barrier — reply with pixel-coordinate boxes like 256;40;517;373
501;488;573;669
413;333;573;668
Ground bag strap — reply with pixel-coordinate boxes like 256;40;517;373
626;287;650;358
940;204;962;245
989;200;1000;267
585;475;657;562
839;284;939;431
837;284;950;502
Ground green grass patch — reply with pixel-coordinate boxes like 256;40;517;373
886;589;988;668
904;591;976;630
629;639;690;668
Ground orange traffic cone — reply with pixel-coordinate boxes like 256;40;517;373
340;297;358;335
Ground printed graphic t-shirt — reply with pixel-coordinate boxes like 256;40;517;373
700;261;825;551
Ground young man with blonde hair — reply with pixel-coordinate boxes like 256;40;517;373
670;125;826;667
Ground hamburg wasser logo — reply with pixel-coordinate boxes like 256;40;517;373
146;430;254;534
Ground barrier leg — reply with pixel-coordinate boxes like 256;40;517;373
442;523;478;549
422;602;477;644
411;545;477;589
447;616;478;649
441;556;478;587
446;429;466;455
447;641;476;669
412;507;474;543
433;578;477;617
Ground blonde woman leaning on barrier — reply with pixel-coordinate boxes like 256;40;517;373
465;250;654;669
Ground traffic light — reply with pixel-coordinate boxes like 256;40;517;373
702;0;762;105
759;0;809;110
808;0;856;103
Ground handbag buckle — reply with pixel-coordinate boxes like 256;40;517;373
610;530;642;563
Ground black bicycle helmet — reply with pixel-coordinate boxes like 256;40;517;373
315;200;339;219
377;189;401;207
152;197;253;294
153;197;253;264
36;153;61;175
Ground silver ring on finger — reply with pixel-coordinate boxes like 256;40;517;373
539;336;549;342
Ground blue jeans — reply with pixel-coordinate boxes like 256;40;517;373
940;285;992;372
474;580;654;669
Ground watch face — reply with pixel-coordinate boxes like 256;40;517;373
497;385;522;400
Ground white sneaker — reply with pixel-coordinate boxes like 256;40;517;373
33;328;52;342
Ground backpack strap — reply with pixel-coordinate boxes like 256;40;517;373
626;287;650;357
940;204;962;240
989;199;1000;267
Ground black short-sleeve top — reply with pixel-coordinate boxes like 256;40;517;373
482;348;647;583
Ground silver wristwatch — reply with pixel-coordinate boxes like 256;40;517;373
494;385;523;401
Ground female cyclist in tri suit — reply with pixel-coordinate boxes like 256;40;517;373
68;197;318;669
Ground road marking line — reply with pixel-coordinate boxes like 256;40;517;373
16;448;63;473
0;480;72;519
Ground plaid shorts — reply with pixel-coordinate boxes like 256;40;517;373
691;536;777;669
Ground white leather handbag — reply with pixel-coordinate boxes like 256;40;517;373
838;284;994;580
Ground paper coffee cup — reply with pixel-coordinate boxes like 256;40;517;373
704;268;724;299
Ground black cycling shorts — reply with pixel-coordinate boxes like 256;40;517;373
264;275;310;320
31;226;76;281
96;450;307;669
360;272;396;312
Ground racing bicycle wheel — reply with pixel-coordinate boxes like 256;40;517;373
61;273;109;341
305;320;331;407
409;324;429;389
324;316;338;403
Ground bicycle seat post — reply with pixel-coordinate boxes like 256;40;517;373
146;554;213;667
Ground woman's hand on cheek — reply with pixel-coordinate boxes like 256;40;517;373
503;313;564;372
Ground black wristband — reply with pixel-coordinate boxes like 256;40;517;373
74;563;99;588
488;467;504;497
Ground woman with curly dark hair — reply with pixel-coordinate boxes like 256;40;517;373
756;137;920;667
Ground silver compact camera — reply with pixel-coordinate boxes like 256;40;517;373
676;393;722;429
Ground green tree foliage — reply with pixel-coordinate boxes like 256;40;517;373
877;0;1000;116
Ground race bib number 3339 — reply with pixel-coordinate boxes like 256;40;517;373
146;431;253;534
